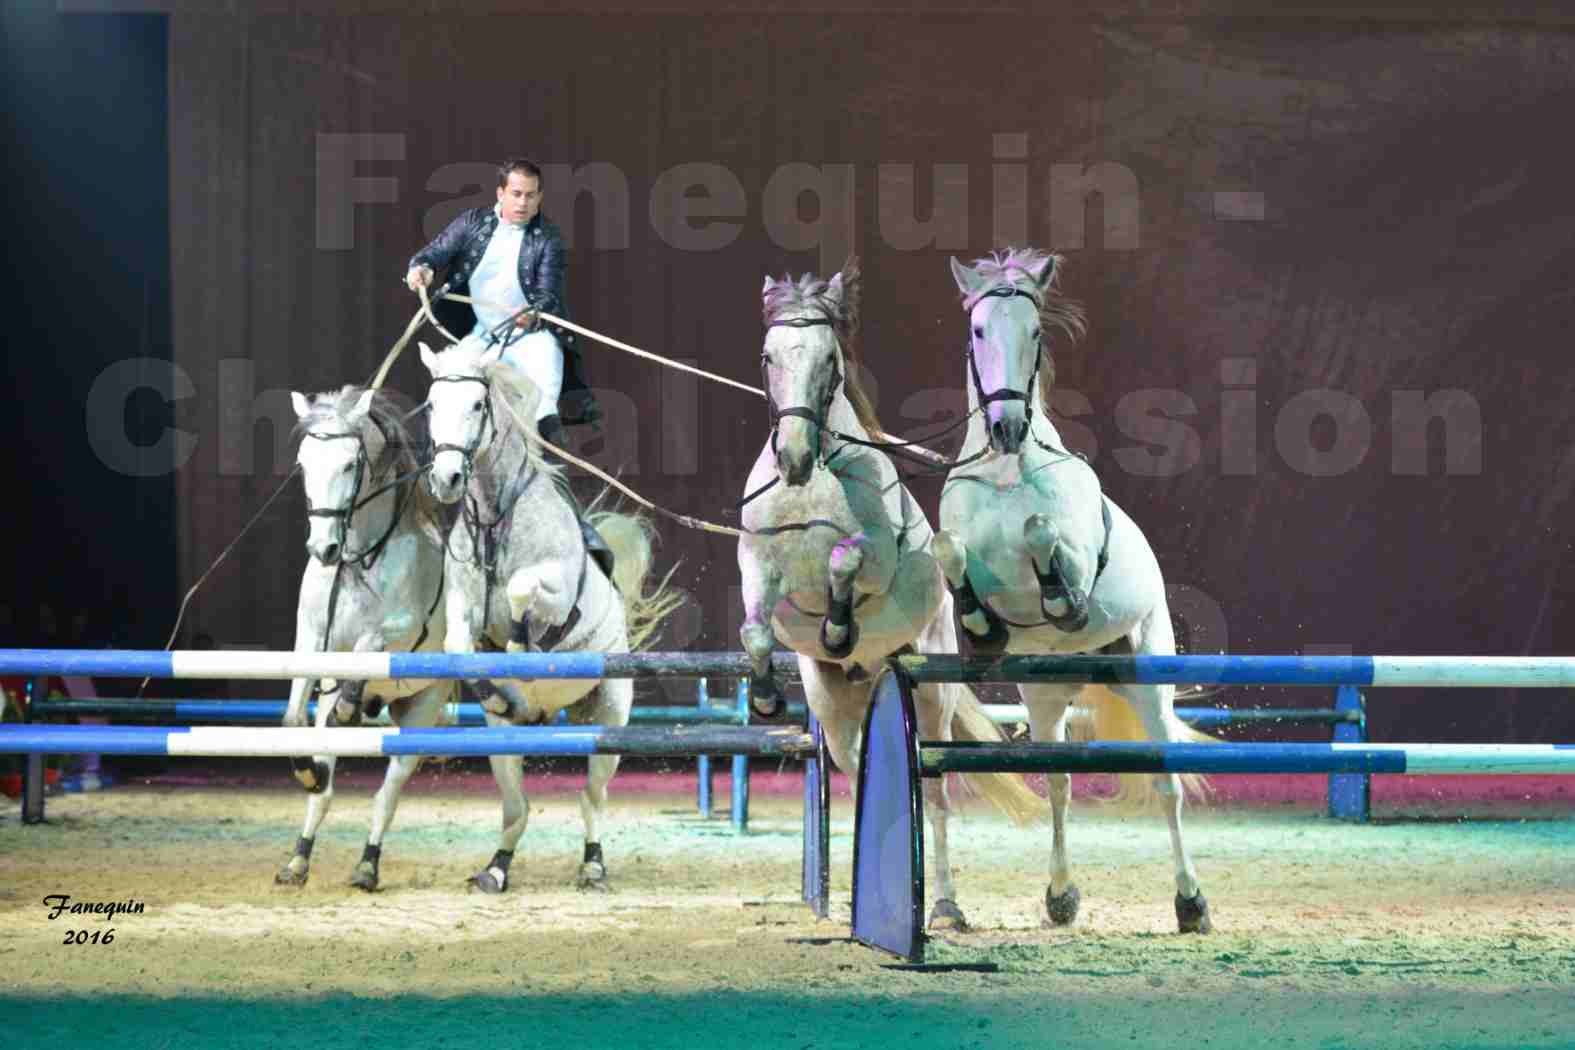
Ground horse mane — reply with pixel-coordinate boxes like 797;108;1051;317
480;356;565;484
963;247;1088;413
761;258;884;435
293;385;447;532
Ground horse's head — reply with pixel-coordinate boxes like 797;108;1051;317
291;386;386;566
950;249;1080;456
761;267;856;486
420;340;503;504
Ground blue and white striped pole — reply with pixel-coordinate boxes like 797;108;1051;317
920;741;1575;776
7;650;1575;686
0;723;815;759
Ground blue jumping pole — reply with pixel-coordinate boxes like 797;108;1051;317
731;679;750;832
696;679;714;820
1327;685;1370;822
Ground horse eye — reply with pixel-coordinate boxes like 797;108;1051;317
1031;328;1041;341
472;400;484;412
342;463;354;473
972;326;983;339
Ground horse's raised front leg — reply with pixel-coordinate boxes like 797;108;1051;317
819;536;865;659
1020;682;1085;926
1023;514;1089;632
485;562;578;724
739;557;785;718
932;530;1008;652
444;573;515;726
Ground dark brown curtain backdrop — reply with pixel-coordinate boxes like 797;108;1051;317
159;9;1575;741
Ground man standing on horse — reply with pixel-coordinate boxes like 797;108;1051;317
405;157;601;446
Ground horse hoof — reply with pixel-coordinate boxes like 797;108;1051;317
349;863;379;893
470;865;509;894
577;863;611;893
749;676;786;720
1045;884;1081;926
818;617;859;660
1175;890;1213;934
957;610;1008;651
927;898;968;931
274;865;309;887
1043;603;1090;633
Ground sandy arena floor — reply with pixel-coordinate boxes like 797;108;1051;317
2;764;1572;1049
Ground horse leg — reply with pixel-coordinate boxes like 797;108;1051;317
1023;514;1089;632
489;564;576;724
443;577;514;727
1020;682;1085;925
799;660;868;784
819;536;865;659
275;691;341;886
350;681;449;892
1117;608;1210;933
1125;683;1210;932
574;678;630;892
932;530;1009;652
739;559;785;718
472;712;530;893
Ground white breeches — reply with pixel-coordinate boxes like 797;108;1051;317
459;328;563;422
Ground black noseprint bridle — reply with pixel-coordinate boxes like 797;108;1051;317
967;285;1047;435
302;410;438;668
762;314;843;467
428;373;498;490
303;413;407;567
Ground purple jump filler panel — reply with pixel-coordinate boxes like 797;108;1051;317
850;669;925;962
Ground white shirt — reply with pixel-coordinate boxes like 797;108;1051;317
469;204;530;333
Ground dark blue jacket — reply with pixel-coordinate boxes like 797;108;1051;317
410;207;599;426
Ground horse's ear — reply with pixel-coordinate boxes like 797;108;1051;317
349;389;376;422
1029;254;1057;288
761;275;775;298
949;257;983;297
479;343;504;370
418;342;440;375
290;391;311;420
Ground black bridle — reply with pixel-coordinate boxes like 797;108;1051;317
761;314;843;467
302;413;410;569
966;285;1047;433
428;373;499;491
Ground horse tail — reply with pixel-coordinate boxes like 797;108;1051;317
947;684;1051;826
586;507;685;652
1066;685;1215;807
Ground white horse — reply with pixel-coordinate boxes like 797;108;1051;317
421;340;681;893
935;249;1214;933
277;385;455;891
738;260;1046;930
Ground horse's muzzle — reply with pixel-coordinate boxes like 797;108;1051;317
776;445;814;487
988;413;1029;455
308;540;342;566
